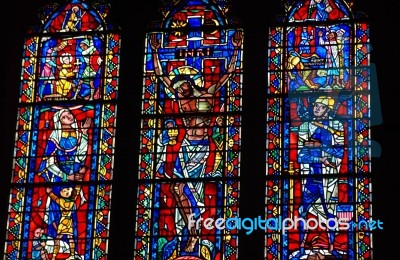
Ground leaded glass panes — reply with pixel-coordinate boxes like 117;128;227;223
4;1;120;259
134;1;243;259
266;1;373;259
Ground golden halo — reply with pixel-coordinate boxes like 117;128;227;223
168;65;204;90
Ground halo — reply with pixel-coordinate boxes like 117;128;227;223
71;6;80;12
59;52;73;64
168;65;204;90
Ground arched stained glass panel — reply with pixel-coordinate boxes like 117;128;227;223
4;1;121;259
134;0;243;259
266;0;373;259
287;0;351;22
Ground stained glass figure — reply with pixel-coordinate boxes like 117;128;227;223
4;1;120;259
266;0;373;259
134;0;243;259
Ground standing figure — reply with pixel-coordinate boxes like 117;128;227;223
155;118;179;178
46;185;82;260
319;30;341;87
150;30;242;253
211;116;225;176
38;108;91;183
295;96;344;259
77;36;102;100
38;108;91;245
39;41;67;100
336;28;349;87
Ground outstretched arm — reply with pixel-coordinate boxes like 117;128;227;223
46;187;62;205
212;30;243;94
149;34;174;94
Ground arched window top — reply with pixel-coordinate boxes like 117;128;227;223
266;1;373;259
284;0;352;23
134;1;243;259
40;0;109;33
158;0;235;31
3;0;120;258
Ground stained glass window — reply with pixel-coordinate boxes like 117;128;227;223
134;0;243;259
266;0;373;259
4;1;120;259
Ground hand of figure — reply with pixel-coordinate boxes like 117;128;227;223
79;166;86;175
81;118;92;134
320;157;336;167
57;42;66;51
187;161;197;167
67;173;83;181
304;140;322;147
46;187;52;194
232;30;243;48
326;6;333;12
150;34;161;51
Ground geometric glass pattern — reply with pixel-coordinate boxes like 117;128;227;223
266;0;373;259
4;1;120;259
134;0;243;259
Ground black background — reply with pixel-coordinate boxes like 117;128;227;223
3;0;397;259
